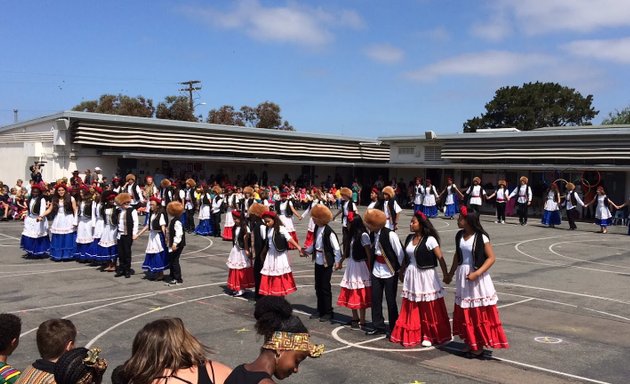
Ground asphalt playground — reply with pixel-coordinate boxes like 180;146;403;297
2;209;629;384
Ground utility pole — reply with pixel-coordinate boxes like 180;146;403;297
179;80;202;112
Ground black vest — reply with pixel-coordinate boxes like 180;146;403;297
403;234;437;269
233;225;247;250
28;196;44;216
568;190;578;207
372;228;401;273
250;220;266;260
276;200;293;217
150;211;167;231
168;219;186;249
385;200;397;223
113;208;135;236
129;183;141;202
312;225;338;267
341;200;356;222
350;234;368;261
455;230;487;270
79;201;92;218
268;228;288;252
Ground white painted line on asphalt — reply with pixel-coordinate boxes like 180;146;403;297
0;233;21;240
494;282;630;305
85;293;229;348
491;356;613;384
497;298;534;309
583;307;630;322
548;240;630;270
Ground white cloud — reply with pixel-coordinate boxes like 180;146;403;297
471;19;511;42
405;50;552;81
364;44;405;64
490;0;630;35
180;0;364;47
563;37;630;64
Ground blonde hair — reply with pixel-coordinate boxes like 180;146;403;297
123;318;210;384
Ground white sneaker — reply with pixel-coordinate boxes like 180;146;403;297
421;340;432;347
494;220;500;223
233;290;244;297
501;220;505;224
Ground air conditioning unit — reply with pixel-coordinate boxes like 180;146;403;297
425;130;436;140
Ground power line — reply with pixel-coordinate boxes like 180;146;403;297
179;80;202;112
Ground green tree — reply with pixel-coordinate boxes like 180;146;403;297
156;96;197;122
602;106;630;125
72;94;154;117
463;82;598;132
207;105;245;126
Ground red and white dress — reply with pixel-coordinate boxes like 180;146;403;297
337;232;372;309
452;234;509;351
259;226;297;296
277;200;299;249
301;198;321;249
222;194;237;241
226;226;255;291
390;236;451;347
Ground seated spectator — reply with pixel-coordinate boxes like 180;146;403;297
117;318;231;384
225;296;323;383
16;319;77;384
0;313;22;384
54;348;107;384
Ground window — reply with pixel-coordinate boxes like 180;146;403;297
424;146;441;161
398;146;415;155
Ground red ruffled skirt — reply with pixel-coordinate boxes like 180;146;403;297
303;230;314;249
337;287;372;309
390;298;451;347
259;273;297;296
227;267;255;291
222;226;233;241
452;304;509;351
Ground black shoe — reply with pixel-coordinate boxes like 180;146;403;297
319;313;333;322
114;271;124;277
125;272;131;278
309;313;320;320
365;328;386;336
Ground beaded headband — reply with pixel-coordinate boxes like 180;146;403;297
262;331;324;358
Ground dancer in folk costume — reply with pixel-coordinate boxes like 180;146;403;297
88;187;104;262
487;180;509;224
20;183;50;258
259;211;304;296
439;177;463;219
210;185;225;238
114;192;139;278
95;191;118;271
333;187;359;258
367;187;381;209
222;186;237;241
300;187;324;249
137;197;169;280
363;208;405;338
75;185;95;262
159;179;175;208
248;203;269;299
241;186;256;218
123;174;145;211
275;192;301;249
541;183;562;228
226;210;255;296
509;176;533;225
421;179;439;218
465;177;486;215
381;186;402;231
165;201;186;286
42;184;78;261
182;178;197;232
564;182;585;230
412;177;425;213
337;215;372;330
445;207;509;357
142;176;159;225
304;205;342;322
111;177;123;193
584;186;620;234
390;211;451;348
194;184;213;236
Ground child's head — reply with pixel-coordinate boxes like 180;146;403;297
0;313;21;356
36;319;77;361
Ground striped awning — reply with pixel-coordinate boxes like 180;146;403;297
73;123;389;163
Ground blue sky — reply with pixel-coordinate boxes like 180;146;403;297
2;0;630;138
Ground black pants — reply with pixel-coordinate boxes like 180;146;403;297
314;263;334;316
211;212;222;237
185;209;195;232
496;203;506;221
253;256;263;299
567;208;579;229
342;226;350;258
169;247;183;282
117;235;133;274
517;203;529;224
469;204;481;214
370;274;398;331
